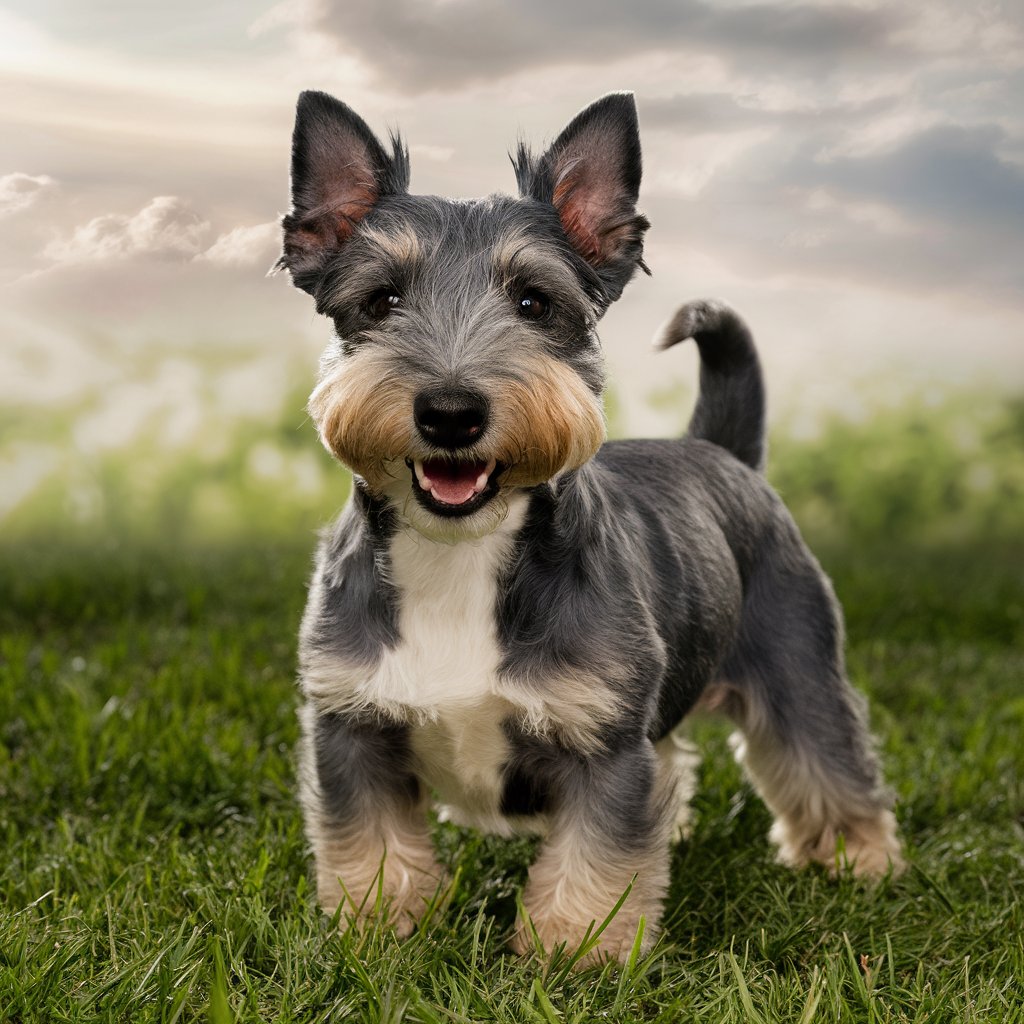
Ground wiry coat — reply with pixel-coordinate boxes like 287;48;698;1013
279;91;902;962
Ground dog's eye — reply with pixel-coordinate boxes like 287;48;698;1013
517;290;550;321
365;290;402;318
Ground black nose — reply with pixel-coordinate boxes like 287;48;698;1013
413;388;489;450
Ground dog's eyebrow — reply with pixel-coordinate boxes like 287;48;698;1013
318;225;423;311
490;231;588;302
358;224;423;265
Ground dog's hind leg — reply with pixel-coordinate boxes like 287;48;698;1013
719;531;904;878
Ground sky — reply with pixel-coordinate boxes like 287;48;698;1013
2;0;1023;476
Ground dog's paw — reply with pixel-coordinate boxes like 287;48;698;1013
838;810;905;879
511;898;656;966
772;809;904;879
316;844;448;937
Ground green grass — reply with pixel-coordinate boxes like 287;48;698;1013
2;398;1024;1021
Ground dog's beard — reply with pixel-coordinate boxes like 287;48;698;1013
309;347;606;504
310;346;606;543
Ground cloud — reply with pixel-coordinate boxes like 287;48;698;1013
0;173;56;217
410;143;454;162
644;116;1024;300
797;123;1024;295
642;91;897;134
196;221;280;266
3;0;1022;449
299;0;909;92
42;196;210;265
648;127;775;197
811;123;1024;231
802;188;921;238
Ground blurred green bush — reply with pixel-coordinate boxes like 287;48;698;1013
770;393;1024;547
2;383;1021;551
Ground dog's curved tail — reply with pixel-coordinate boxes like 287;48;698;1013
654;299;766;472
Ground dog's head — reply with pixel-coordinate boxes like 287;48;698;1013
279;91;648;539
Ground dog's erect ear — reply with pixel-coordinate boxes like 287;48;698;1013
279;91;410;294
515;92;649;302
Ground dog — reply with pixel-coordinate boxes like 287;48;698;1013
278;90;903;962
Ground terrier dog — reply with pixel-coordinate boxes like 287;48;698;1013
278;90;903;962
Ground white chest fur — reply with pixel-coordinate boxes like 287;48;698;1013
375;524;515;714
302;495;621;833
386;523;519;828
302;499;531;832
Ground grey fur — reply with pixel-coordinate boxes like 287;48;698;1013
317;197;605;392
283;91;902;958
656;299;767;471
302;486;399;667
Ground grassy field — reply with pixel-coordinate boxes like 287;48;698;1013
2;397;1023;1022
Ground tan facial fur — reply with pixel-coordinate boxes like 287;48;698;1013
357;223;422;265
489;353;606;488
310;338;605;527
308;345;418;494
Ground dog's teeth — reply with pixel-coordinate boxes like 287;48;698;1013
474;459;497;493
413;460;432;489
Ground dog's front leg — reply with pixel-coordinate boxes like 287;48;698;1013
512;739;672;964
298;703;443;937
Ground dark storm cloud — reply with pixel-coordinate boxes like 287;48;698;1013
806;124;1024;296
646;120;1024;300
311;0;910;91
812;124;1024;229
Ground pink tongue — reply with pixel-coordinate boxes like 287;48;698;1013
425;459;484;505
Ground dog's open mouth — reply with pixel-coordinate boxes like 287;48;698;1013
408;457;502;517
